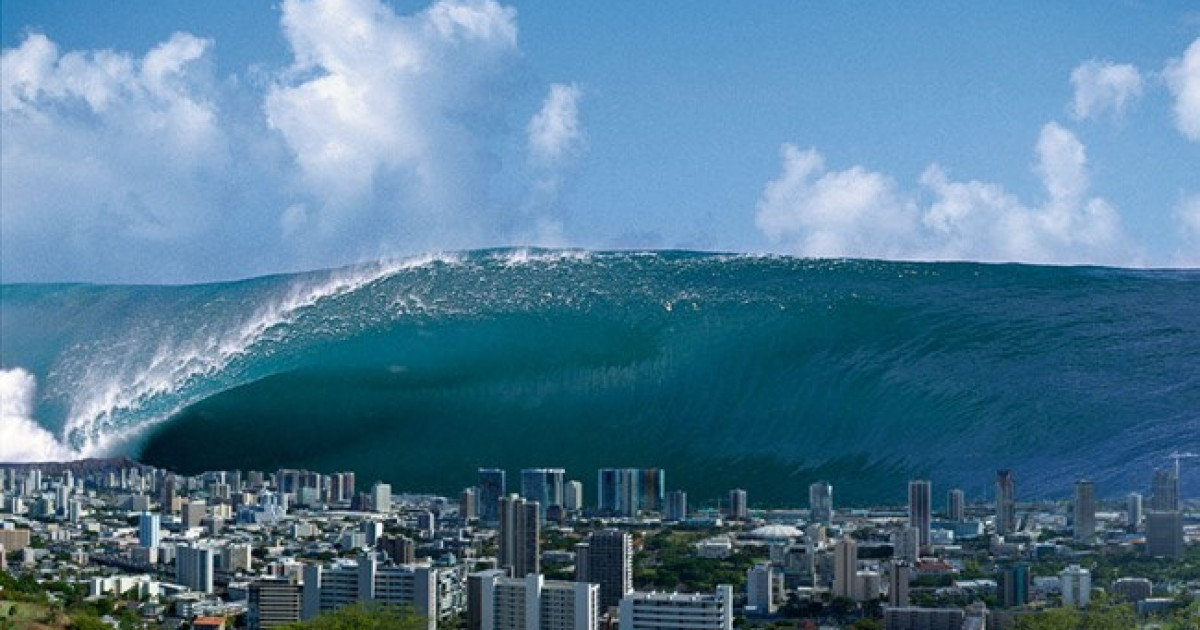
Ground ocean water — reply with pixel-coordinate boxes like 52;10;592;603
1;249;1197;505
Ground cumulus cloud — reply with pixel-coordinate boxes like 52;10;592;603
756;123;1129;265
1164;37;1200;141
1;31;230;280
1069;60;1142;121
528;83;584;164
265;0;523;247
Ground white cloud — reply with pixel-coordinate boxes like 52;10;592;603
1164;37;1200;141
528;83;584;164
265;0;523;245
1;31;229;280
1069;60;1142;121
756;123;1130;265
1175;194;1200;265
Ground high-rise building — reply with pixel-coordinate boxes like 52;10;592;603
891;527;919;563
498;494;540;578
995;470;1017;535
479;469;507;525
999;563;1030;608
597;469;666;516
183;501;207;529
727;489;748;521
619;586;733;630
1150;468;1179;512
138;512;161;550
563;481;583;512
1073;480;1096;541
907;480;932;553
249;576;303;629
1145;511;1184;558
177;544;215;593
461;487;478;521
1127;492;1143;531
371;482;391;514
746;562;776;615
377;534;416;565
947;488;965;522
833;538;858;600
1060;564;1091;608
574;529;632;611
887;560;911;608
809;482;833;524
521;469;566;518
301;554;436;630
474;571;599;630
665;490;688;522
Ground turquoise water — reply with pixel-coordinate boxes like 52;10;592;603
2;250;1197;505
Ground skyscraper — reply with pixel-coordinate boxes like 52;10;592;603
1145;511;1184;558
138;512;161;550
665;490;688;522
596;469;665;516
999;563;1030;608
746;562;777;614
947;488;965;522
177;544;215;593
478;468;507;525
461;488;477;521
574;529;632;611
728;489;748;521
888;560;911;608
1060;565;1091;608
809;482;833;524
908;480;932;553
371;482;391;514
1150;468;1179;512
995;470;1016;535
1127;492;1143;531
520;468;566;518
833;538;858;600
498;494;540;578
564;481;583;512
1073;480;1096;541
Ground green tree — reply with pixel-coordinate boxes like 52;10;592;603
280;602;426;630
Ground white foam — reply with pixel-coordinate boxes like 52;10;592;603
58;254;456;456
0;367;75;461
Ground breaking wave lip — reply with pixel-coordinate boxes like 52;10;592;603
44;252;471;458
0;367;75;462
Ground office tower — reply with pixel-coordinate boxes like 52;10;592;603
340;472;355;501
809;481;833;524
597;469;666;516
183;500;207;528
521;468;566;518
371;482;391;514
498;494;540;578
1060;564;1091;608
665;490;688;522
479;468;507;524
833;538;858;600
564;481;583;512
728;489;748;520
891;526;919;563
377;534;416;564
1073;480;1096;541
1127;492;1143;531
138;512;161;550
619;586;734;630
907;480;932;553
249;576;303;630
888;560;911;608
177;544;215;593
574;529;632;611
1150;468;1179;512
461;488;478;520
746;562;776;614
999;563;1030;608
1145;511;1184;558
473;571;599;630
995;470;1017;535
947;488;965;522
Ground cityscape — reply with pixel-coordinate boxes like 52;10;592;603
0;458;1196;629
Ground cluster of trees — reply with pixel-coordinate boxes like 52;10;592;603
280;603;426;630
635;529;758;592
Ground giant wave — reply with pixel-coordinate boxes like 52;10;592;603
2;249;1198;505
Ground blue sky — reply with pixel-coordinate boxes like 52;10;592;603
2;1;1198;282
